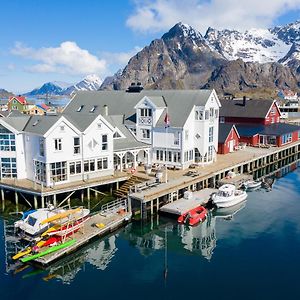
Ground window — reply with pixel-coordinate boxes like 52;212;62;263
195;110;204;120
282;133;292;145
50;161;67;182
34;160;46;182
77;105;84;112
97;157;108;170
69;161;82;175
215;109;219;119
220;117;225;123
73;137;80;154
140;108;152;117
1;157;17;178
97;123;102;129
60;125;65;131
142;129;150;139
130;128;137;135
113;132;121;138
205;110;209;120
209;127;214;143
54;138;62;151
209;108;214;119
39;138;44;156
0;126;16;151
90;105;97;113
102;135;108;150
208;145;213;161
174;132;180;145
84;159;96;172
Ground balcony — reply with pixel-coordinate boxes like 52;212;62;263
139;116;152;125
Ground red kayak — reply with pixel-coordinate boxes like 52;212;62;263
178;206;207;226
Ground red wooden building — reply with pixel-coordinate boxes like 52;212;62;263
220;98;281;125
218;124;240;154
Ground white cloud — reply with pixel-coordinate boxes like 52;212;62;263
11;41;107;75
101;46;142;66
126;0;300;33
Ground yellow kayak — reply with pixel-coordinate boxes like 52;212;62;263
41;208;81;225
12;247;32;260
41;224;61;237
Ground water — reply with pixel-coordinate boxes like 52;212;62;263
26;97;70;107
1;168;300;300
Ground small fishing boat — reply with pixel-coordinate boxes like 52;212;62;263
178;205;207;226
14;206;89;239
242;180;261;190
212;184;247;208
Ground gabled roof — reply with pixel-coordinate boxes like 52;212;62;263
1;116;31;132
218;123;240;143
9;96;27;105
236;123;300;137
103;115;149;151
64;89;214;128
220;99;275;119
23;115;61;135
0;111;10;117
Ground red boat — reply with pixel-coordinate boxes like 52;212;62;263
178;206;207;226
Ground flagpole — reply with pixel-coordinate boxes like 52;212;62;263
165;106;168;183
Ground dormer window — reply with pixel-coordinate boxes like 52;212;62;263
33;120;40;126
113;132;122;138
140;108;152;117
90;106;97;113
77;105;84;112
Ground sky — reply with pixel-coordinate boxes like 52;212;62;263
0;0;299;94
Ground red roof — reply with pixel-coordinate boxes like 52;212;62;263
9;96;27;105
40;103;49;110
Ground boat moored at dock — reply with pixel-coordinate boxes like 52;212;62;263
212;184;247;208
178;205;207;226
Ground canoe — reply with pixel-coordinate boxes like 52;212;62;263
41;224;61;237
21;239;77;263
12;247;32;260
41;208;81;225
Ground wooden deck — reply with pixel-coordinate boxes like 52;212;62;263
159;188;217;216
33;211;131;266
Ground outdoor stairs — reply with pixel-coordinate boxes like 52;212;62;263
114;175;145;198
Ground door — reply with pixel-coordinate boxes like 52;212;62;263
229;140;234;152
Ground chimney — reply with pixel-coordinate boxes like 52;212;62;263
243;96;246;106
103;104;108;116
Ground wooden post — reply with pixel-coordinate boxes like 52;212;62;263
156;198;159;212
81;189;84;203
110;183;113;194
41;196;45;208
87;187;90;200
116;181;119;189
33;195;37;209
1;188;5;211
53;194;57;207
150;200;154;215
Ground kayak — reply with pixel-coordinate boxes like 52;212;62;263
12;247;32;260
21;239;77;263
41;208;81;225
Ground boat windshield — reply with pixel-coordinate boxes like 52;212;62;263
27;216;37;227
217;190;232;197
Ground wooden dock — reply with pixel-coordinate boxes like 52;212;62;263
159;188;217;216
33;211;131;266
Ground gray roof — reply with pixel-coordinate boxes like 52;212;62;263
23;115;61;135
1;116;31;132
104;115;149;151
218;123;239;143
0;111;10;117
64;90;214;128
220;99;275;119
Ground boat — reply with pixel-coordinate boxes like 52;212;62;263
212;184;247;208
20;239;77;263
242;179;261;190
12;247;32;260
14;206;90;239
178;205;207;226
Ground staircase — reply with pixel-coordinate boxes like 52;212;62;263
114;175;146;198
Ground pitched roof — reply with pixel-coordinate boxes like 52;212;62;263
23;115;61;135
103;115;149;151
236;123;300;137
63;90;214;128
1;116;31;132
220;99;275;119
9;96;27;105
218;123;239;143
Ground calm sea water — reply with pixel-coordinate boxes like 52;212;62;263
1;168;300;300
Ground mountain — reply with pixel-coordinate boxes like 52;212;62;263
101;20;300;94
25;74;102;96
0;88;14;99
63;74;102;95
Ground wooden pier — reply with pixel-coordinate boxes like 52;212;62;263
129;141;300;218
29;199;131;266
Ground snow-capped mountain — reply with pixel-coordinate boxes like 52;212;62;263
204;27;291;63
63;74;102;95
25;74;102;96
271;20;300;45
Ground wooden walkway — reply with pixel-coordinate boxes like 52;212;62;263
34;211;131;266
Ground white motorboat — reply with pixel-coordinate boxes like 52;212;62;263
212;184;248;208
14;206;89;238
242;180;262;190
